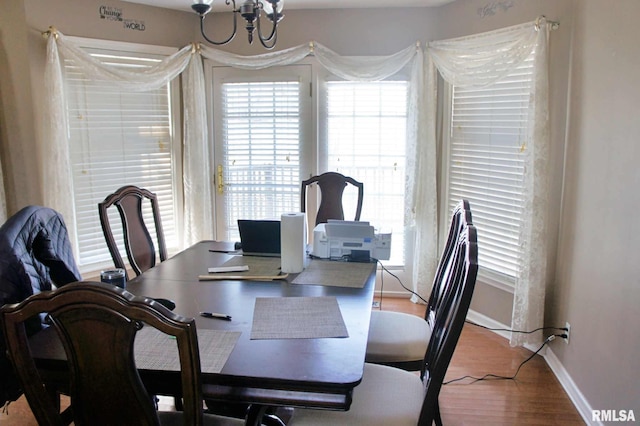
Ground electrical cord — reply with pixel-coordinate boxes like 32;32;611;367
375;261;429;304
465;321;569;334
374;262;569;336
443;334;567;385
371;260;572;386
374;259;384;310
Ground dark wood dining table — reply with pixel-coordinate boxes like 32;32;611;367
32;241;376;412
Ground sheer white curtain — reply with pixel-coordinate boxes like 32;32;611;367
42;31;438;299
43;33;76;243
43;29;205;247
409;51;439;303
182;49;213;245
427;19;552;346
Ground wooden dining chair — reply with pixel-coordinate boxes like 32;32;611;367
0;282;244;426
99;185;168;281
288;223;478;426
301;172;364;226
365;200;472;371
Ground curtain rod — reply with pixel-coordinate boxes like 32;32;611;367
42;26;58;39
536;15;560;31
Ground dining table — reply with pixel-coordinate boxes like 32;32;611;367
30;240;377;415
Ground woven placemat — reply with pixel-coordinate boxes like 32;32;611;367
135;327;241;373
210;255;282;277
250;296;349;340
291;260;375;288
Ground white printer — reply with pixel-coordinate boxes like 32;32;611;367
310;220;391;261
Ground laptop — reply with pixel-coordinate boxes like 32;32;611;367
237;219;281;257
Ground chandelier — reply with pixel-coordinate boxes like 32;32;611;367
191;0;284;49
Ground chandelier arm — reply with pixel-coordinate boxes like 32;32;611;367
255;12;278;49
258;28;277;49
193;0;281;48
198;2;239;46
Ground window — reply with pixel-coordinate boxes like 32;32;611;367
64;39;181;272
207;62;409;267
322;81;408;265
210;65;312;241
444;52;534;287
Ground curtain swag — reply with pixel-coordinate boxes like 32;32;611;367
41;18;554;347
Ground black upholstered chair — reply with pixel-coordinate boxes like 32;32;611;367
365;200;473;371
0;282;244;426
98;185;168;281
301;172;364;226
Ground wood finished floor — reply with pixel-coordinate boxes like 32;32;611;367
1;297;584;425
376;297;585;425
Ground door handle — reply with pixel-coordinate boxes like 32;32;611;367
217;164;224;194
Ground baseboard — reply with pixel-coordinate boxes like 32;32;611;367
544;347;598;426
465;309;511;340
374;290;413;299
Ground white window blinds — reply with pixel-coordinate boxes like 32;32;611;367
325;81;408;265
221;80;302;239
446;54;534;282
65;47;178;270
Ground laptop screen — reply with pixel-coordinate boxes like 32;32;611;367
237;219;281;257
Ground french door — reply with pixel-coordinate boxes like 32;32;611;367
209;65;313;241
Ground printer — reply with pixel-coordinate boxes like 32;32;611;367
310;220;391;261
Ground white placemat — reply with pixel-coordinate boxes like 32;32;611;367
135;327;241;373
250;296;349;340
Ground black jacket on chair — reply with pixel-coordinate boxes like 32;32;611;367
0;206;81;405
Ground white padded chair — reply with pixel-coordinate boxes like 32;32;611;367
289;224;478;426
365;200;472;371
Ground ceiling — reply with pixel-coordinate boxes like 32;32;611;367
122;0;456;13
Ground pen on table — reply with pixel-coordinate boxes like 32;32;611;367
200;312;232;321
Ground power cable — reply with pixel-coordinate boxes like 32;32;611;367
443;334;566;385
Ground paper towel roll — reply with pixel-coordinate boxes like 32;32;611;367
280;212;306;273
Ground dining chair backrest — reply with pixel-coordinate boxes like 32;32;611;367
301;172;364;226
418;223;478;425
0;282;204;426
98;185;168;280
424;200;473;328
